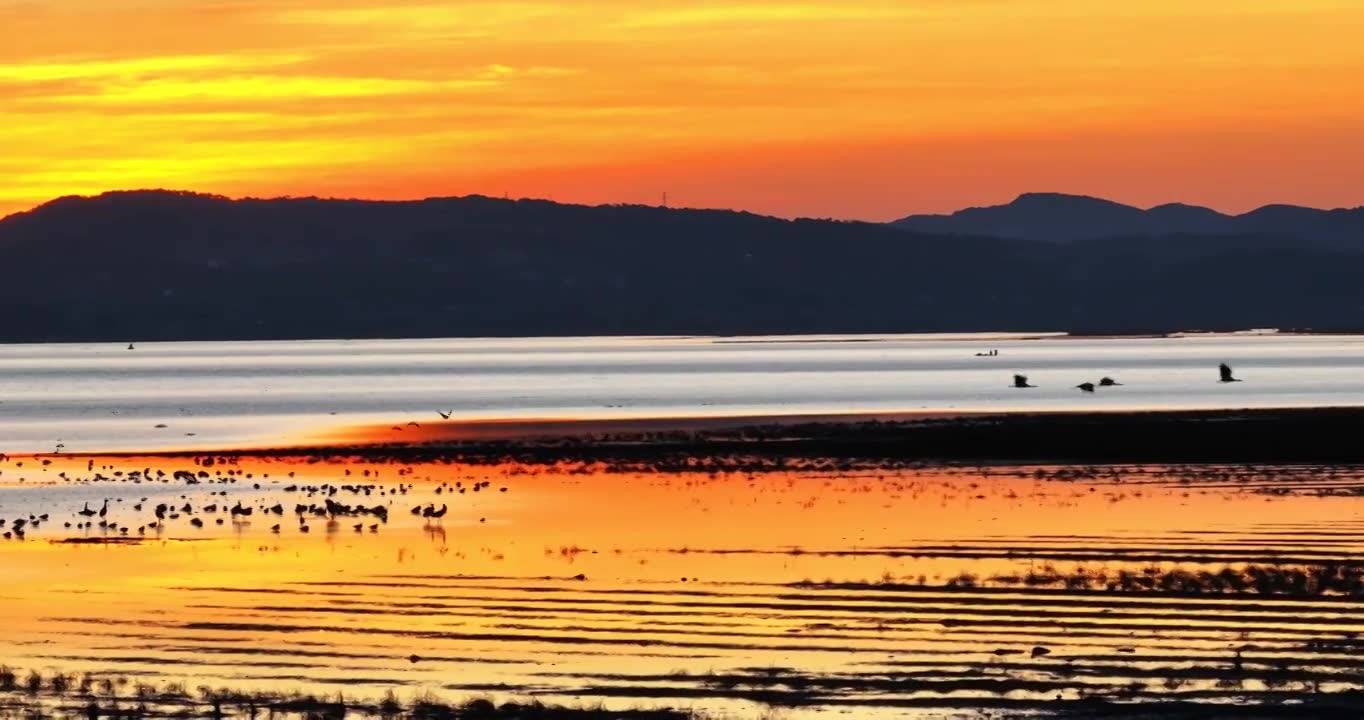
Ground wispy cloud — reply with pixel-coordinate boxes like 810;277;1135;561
0;53;307;82
16;75;499;106
2;0;1363;219
619;3;928;28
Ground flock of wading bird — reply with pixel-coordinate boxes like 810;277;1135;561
1012;363;1243;392
0;467;506;540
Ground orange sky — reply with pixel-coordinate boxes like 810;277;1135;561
3;1;1363;221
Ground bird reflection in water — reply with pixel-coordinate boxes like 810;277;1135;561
423;523;447;546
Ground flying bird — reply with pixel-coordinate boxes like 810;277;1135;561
436;409;453;420
1013;374;1035;389
1219;364;1242;383
1076;382;1095;393
1098;377;1122;387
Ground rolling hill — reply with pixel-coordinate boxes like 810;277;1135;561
1;190;1361;342
892;192;1364;247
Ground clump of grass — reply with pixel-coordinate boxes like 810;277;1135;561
946;572;978;588
50;671;70;695
379;690;403;719
410;689;455;720
0;663;701;719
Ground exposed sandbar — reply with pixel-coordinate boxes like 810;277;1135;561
34;406;1364;468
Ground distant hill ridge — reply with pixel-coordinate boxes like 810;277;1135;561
892;192;1364;246
2;189;1364;343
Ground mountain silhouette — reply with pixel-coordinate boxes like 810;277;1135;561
2;190;1363;343
892;192;1364;246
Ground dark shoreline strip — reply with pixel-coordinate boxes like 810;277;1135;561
36;406;1364;465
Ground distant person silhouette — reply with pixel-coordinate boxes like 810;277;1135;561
1219;363;1242;383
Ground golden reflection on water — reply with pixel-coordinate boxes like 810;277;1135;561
2;455;1364;717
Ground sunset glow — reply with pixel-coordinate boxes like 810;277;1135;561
3;0;1363;219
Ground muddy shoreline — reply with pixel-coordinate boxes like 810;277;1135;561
38;406;1364;467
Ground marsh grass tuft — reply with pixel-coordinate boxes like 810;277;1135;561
0;665;702;719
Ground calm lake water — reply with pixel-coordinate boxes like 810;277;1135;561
3;333;1364;718
1;332;1363;453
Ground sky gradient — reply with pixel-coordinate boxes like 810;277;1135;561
3;0;1363;220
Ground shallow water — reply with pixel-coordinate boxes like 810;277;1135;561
2;332;1364;453
2;456;1363;718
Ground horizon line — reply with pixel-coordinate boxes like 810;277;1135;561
3;187;1361;226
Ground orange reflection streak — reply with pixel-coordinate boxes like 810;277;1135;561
3;1;1364;219
3;451;1364;716
322;411;972;445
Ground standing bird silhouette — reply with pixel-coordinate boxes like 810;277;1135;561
1219;364;1242;383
